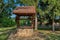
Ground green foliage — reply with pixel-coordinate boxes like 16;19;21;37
0;0;16;27
20;20;31;26
1;18;16;27
0;0;60;27
20;0;39;6
19;0;60;18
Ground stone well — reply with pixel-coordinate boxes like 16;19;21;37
16;29;33;37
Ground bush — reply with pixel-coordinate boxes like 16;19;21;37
1;18;16;27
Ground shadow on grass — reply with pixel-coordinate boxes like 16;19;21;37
0;27;16;40
46;34;60;40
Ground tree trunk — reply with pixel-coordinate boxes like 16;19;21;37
52;17;55;32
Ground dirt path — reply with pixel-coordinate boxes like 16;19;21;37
8;29;48;40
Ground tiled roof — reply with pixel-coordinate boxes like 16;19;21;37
13;6;36;16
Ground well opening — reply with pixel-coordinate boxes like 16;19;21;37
17;16;35;29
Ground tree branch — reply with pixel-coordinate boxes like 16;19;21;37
0;4;8;14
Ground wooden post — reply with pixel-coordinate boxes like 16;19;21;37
31;15;35;28
15;15;20;28
35;14;37;30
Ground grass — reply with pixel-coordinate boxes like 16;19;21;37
0;27;60;40
0;27;16;32
38;30;60;40
47;34;60;40
0;33;8;40
0;26;16;40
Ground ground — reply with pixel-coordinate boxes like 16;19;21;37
0;27;60;40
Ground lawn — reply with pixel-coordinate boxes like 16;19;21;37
0;27;60;40
0;27;16;40
39;30;60;40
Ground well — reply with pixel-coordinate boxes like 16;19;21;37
13;6;36;37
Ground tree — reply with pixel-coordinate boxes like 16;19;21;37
39;0;60;31
0;0;16;27
19;0;60;31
